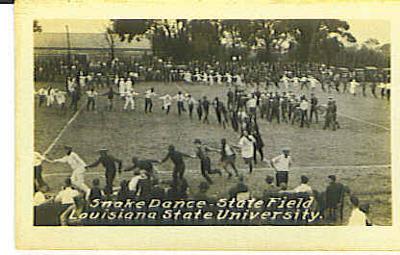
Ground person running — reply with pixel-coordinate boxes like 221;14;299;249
210;138;239;178
193;139;222;184
160;145;195;184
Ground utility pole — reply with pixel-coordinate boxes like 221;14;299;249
65;25;72;72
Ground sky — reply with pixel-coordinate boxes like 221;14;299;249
38;19;391;45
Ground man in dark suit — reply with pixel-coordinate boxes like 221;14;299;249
86;149;122;195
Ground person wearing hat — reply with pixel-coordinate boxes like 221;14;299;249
86;148;122;195
52;146;89;193
193;139;222;184
160;145;195;184
270;148;293;187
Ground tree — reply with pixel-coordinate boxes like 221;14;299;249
284;19;356;63
109;19;358;65
104;27;117;61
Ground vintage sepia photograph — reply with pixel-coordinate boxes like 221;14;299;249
31;18;391;227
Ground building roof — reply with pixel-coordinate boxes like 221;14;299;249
34;32;151;50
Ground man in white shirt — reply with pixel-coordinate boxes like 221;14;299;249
347;196;368;226
300;76;309;90
33;189;48;206
159;94;172;114
183;71;192;84
54;178;80;205
238;131;256;174
55;90;67;110
173;91;186;115
349;79;359;96
234;74;243;86
225;73;232;85
215;72;222;84
270;148;293;187
51;146;89;193
86;88;98;111
186;94;197;119
281;75;290;90
144;88;157;113
299;97;310;128
247;94;258;117
125;78;133;92
128;170;144;196
79;74;86;88
35;87;47;107
118;78;126;98
123;89;139;111
46;87;56;107
292;175;313;195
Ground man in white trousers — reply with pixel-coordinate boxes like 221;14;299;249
124;89;139;111
51;146;89;193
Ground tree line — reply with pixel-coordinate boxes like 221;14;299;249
33;19;390;68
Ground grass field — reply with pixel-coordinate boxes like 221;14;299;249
34;80;391;225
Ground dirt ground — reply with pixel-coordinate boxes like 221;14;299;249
34;80;391;225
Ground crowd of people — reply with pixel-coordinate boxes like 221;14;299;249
34;146;371;226
33;57;384;226
35;57;391;98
